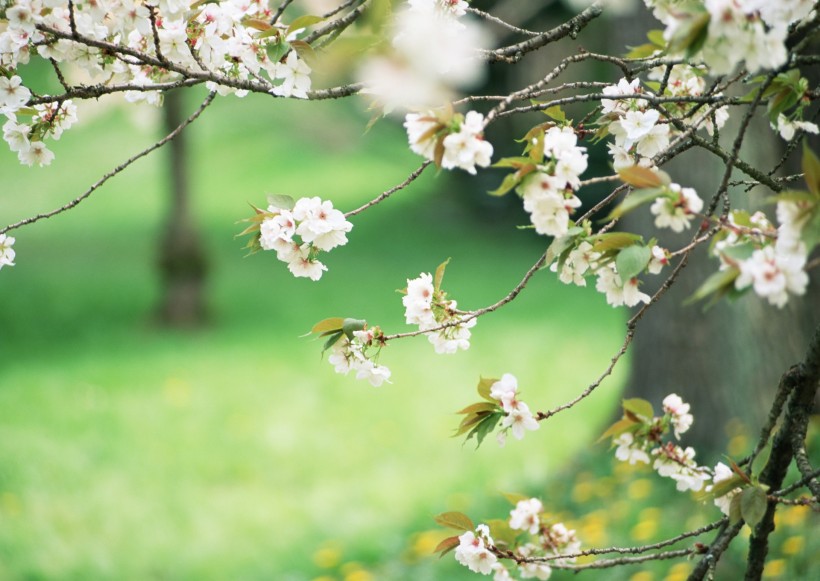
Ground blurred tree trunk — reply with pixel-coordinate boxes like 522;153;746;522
609;10;820;458
156;89;208;326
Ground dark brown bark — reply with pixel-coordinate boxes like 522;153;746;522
156;89;208;326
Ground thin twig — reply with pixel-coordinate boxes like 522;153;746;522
1;92;217;235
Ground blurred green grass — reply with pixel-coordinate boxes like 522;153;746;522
0;89;631;579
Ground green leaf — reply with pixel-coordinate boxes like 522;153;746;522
729;492;743;525
616;245;652;281
322;331;344;352
488;173;521;197
477;377;499;402
486;519;518;547
545;233;578;266
434;511;475;532
267;194;295;211
287;14;325;36
625;43;661;59
597;417;639;443
802;143;820;197
622;398;654;421
719;242;755;262
434;535;460;558
771;190;815;204
667;11;710;57
686;268;740;305
647;29;666;47
740;487;768;528
492;156;534;169
701;475;745;501
605;187;667;221
311;317;345;334
434;258;450;293
342;318;367;339
542;105;566;123
591;232;643;253
618;166;670;188
802;207;820;250
467;412;503;449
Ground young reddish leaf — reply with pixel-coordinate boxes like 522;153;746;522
434;535;460;558
502;492;529;506
740;486;768;528
289;40;316;63
244;18;272;32
622;398;654;421
311;317;345;334
604;186;667;221
729;493;743;525
434;511;475;532
591;232;644;253
618;165;669;189
457;402;500;415
597;417;639;443
477;377;499;402
434;258;450;293
802;143;820;197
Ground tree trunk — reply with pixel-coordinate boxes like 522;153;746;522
156;89;208;327
609;11;820;458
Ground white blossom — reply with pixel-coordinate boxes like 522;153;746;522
509;498;543;535
650;184;703;232
0;233;16;270
455;529;497;575
614;432;650;465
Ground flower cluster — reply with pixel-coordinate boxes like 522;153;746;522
516;126;588;237
649;65;730;136
327;327;391;387
3;98;78;166
650;183;704;233
358;0;488;111
489;373;539;446
594;263;652;308
404;109;493;174
606;394;711;493
499;500;580;580
1;0;314;163
252;196;352;281
646;0;813;75
454;508;581;580
712;206;810;308
454;524;497;575
0;233;15;270
402;269;476;354
601;72;728;172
